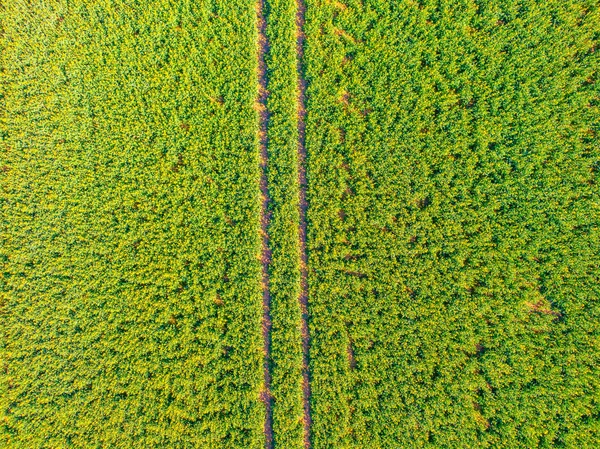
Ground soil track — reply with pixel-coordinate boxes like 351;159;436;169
256;0;310;445
295;0;311;447
256;0;273;447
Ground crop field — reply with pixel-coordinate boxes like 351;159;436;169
304;1;599;447
1;1;599;448
1;1;265;447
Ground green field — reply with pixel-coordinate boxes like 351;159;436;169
1;1;599;448
304;1;599;447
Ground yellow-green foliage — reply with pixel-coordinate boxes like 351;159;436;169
263;0;306;447
1;0;599;448
304;0;600;447
1;1;265;447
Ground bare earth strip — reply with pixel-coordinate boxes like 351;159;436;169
295;0;311;447
256;0;274;447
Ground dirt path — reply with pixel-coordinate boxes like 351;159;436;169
256;0;310;445
256;0;273;447
295;0;311;447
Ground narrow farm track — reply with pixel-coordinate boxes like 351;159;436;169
256;0;274;447
295;0;311;446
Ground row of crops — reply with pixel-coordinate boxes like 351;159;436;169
2;0;599;448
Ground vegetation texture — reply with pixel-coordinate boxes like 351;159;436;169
2;0;599;448
303;0;599;448
262;0;306;446
1;1;266;447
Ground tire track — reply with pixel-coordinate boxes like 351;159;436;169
256;0;273;447
295;0;311;447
